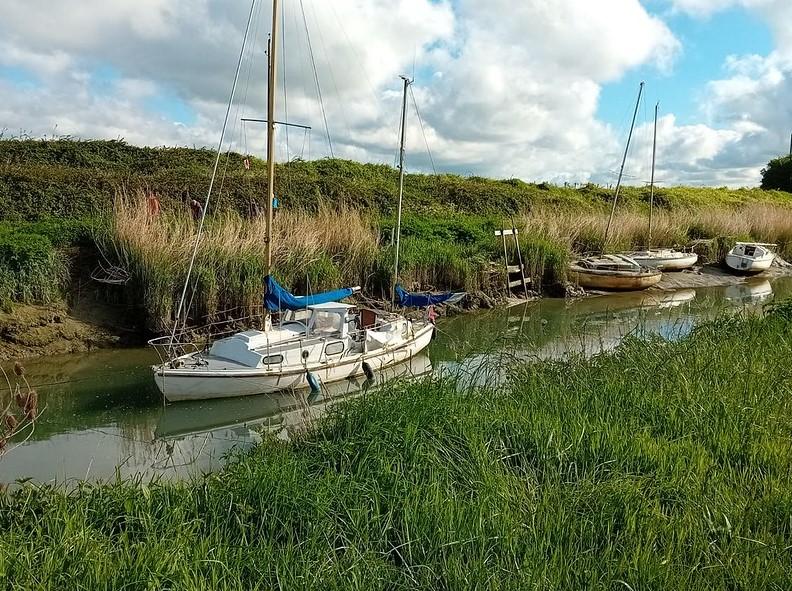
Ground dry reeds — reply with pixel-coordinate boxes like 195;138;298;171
521;203;792;258
98;193;380;331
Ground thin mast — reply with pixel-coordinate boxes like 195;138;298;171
648;101;658;248
602;81;644;254
392;75;411;301
265;0;279;276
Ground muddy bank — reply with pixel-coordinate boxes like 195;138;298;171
654;258;792;291
1;261;789;361
0;301;139;361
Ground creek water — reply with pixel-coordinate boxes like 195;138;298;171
2;276;791;486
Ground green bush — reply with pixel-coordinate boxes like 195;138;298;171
0;231;68;309
761;155;792;192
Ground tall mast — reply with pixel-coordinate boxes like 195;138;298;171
602;81;644;254
648;101;658;248
265;0;280;275
392;75;411;301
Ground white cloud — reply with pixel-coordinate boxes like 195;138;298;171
0;0;786;187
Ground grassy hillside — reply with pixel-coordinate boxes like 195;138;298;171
2;138;792;329
2;138;791;220
2;306;792;589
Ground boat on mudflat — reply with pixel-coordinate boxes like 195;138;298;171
627;248;698;270
622;102;698;272
725;242;775;274
569;254;662;291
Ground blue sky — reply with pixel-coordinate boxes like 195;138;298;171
598;4;773;129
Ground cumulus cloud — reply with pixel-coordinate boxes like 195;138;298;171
647;0;792;185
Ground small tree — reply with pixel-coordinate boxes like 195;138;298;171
760;155;792;192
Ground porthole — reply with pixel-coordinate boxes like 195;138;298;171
262;354;284;365
325;341;344;356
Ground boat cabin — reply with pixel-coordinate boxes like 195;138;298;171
304;302;357;338
207;302;359;368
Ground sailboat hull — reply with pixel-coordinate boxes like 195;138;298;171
568;265;662;291
627;250;698;270
153;323;434;402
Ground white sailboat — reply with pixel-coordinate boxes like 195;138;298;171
571;82;662;291
625;102;697;271
149;0;432;402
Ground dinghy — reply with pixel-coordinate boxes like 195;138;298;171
150;2;431;402
725;242;775;274
569;254;662;291
623;103;697;271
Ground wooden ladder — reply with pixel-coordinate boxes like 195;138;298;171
495;221;530;298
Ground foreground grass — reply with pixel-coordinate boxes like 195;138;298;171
2;306;792;589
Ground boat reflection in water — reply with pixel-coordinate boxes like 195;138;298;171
156;354;433;441
724;279;773;305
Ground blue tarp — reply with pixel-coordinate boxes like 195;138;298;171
264;275;355;312
395;284;465;308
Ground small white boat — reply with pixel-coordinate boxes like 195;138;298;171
725;242;775;274
627;248;698;270
569;254;662;291
150;303;434;402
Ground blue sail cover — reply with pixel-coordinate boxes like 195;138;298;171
395;284;465;308
264;275;355;312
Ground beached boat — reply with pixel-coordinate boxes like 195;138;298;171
725;242;775;273
150;1;431;402
623;103;697;271
629;248;698;270
569;255;662;291
570;83;662;292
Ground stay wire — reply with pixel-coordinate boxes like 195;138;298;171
170;0;258;346
409;85;436;175
299;0;334;158
308;0;351;147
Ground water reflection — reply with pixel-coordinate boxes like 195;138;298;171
724;278;773;304
3;277;792;484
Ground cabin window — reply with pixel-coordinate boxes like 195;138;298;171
312;311;342;333
262;354;284;365
325;341;345;356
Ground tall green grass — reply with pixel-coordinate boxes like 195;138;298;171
2;305;792;588
0;219;89;310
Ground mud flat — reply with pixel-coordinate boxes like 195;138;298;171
654;258;792;291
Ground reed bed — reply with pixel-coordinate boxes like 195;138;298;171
523;202;792;254
97;195;381;330
98;196;496;330
518;202;792;281
2;305;792;588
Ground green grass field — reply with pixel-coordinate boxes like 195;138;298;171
2;304;791;589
